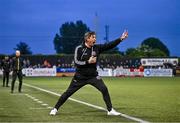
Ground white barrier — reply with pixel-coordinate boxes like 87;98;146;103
114;68;129;77
1;68;173;77
144;69;173;77
113;68;144;77
24;68;56;76
141;58;178;66
98;68;112;76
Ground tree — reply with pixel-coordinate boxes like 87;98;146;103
149;49;167;57
103;46;122;54
125;44;167;57
14;42;32;55
125;48;136;56
141;37;170;56
54;20;90;54
125;47;146;57
53;34;63;53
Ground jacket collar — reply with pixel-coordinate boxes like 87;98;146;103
82;42;93;49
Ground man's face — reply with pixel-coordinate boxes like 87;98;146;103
16;51;20;57
86;35;96;47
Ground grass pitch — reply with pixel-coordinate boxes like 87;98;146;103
0;77;180;122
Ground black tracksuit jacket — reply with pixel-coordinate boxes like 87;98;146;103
11;57;23;71
1;59;11;72
74;38;123;78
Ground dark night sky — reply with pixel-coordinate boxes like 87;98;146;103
0;0;179;56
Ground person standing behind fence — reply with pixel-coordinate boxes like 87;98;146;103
1;56;11;87
11;50;24;93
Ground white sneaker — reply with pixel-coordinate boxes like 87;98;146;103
49;108;57;115
107;108;121;116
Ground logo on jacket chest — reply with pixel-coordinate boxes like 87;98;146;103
83;53;88;55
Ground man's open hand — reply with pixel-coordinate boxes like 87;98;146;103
120;29;128;40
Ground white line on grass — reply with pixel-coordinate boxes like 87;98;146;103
25;93;50;110
24;83;149;123
10;93;25;95
37;101;43;104
29;107;49;110
41;103;48;106
47;106;53;109
33;98;39;101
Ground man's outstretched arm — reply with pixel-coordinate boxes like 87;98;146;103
98;29;128;53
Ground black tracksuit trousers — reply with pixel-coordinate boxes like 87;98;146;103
11;70;23;92
55;75;112;111
3;71;9;87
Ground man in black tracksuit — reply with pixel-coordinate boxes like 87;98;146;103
1;56;11;87
50;30;128;116
11;50;24;93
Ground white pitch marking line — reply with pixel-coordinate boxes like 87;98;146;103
31;97;36;100
25;94;36;99
24;83;149;123
29;107;49;110
25;94;39;101
10;94;25;95
37;101;43;104
33;98;39;101
47;106;53;109
25;93;51;109
41;103;48;106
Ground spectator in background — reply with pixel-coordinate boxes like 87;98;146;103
43;60;48;68
26;59;30;67
47;61;51;68
11;50;24;93
1;56;11;87
57;59;61;67
23;59;27;68
43;60;51;68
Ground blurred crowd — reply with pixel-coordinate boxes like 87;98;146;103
0;55;179;70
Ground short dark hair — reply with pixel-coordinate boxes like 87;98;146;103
84;31;96;42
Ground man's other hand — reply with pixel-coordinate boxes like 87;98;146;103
88;56;97;64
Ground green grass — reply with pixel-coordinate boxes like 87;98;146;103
0;77;180;122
